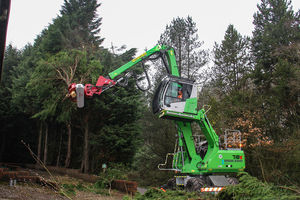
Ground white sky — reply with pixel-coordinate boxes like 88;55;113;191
6;0;300;54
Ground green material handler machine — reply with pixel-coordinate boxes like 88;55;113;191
68;44;245;191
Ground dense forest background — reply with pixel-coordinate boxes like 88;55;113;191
0;0;299;187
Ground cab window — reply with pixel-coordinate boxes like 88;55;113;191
164;82;192;106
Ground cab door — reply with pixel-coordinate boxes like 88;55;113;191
152;76;197;114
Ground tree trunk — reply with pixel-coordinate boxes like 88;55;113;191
0;133;6;161
56;131;63;167
37;121;43;164
81;115;89;173
234;63;237;89
84;122;89;173
64;123;72;168
80;159;84;172
187;42;190;79
43;122;48;165
178;37;182;76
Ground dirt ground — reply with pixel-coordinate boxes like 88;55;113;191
0;183;66;200
0;172;126;200
0;182;126;200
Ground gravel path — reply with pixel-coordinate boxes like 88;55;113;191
137;187;147;195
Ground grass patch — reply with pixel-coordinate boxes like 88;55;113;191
60;182;109;196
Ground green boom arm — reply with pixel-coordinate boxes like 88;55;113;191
108;44;180;79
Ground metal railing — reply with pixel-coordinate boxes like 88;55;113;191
223;129;242;150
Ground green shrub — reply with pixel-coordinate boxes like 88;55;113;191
95;163;130;189
217;172;300;200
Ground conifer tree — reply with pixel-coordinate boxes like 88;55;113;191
159;16;208;81
252;0;300;140
60;0;104;49
212;24;252;95
39;0;103;55
252;0;300;90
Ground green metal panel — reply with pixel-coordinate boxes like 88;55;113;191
196;109;219;148
165;49;179;77
184;98;198;114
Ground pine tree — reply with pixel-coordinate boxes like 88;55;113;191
38;0;103;55
1;45;21;86
159;16;208;81
241;0;300;183
251;0;300;140
60;0;103;49
24;0;105;171
88;48;143;169
252;0;300;90
0;45;22;161
212;24;252;95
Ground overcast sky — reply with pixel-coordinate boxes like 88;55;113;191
6;0;300;54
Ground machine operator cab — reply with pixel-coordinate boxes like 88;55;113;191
152;75;198;121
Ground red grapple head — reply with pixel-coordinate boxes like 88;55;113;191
68;83;77;101
68;76;116;101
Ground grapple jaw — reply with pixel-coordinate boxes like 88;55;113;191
68;76;116;108
68;83;85;108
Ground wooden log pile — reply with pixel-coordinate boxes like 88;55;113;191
1;163;138;195
112;179;137;195
0;164;58;190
